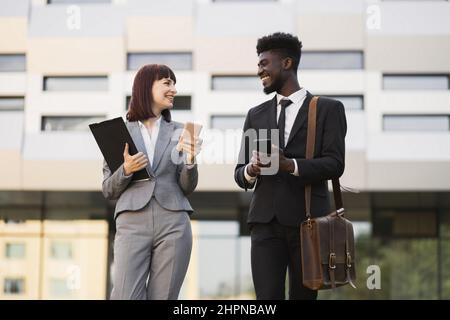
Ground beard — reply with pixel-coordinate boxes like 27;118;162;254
263;76;283;94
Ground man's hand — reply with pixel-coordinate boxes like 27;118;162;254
246;150;271;177
271;145;295;174
123;143;148;176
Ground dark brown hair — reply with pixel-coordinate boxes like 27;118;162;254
126;64;177;122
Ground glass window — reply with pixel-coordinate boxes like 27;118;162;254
127;53;192;71
0;54;26;72
0;97;24;111
5;243;26;259
43;76;108;91
383;75;449;90
3;278;25;295
211;115;246;130
319;95;363;111
41;116;105;132
373;210;437;238
50;241;73;259
126;95;191;111
49;278;72;297
383;115;449;132
300;51;364;70
211;76;261;91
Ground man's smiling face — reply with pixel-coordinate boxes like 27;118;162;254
257;50;284;94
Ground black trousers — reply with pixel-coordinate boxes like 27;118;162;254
250;217;318;300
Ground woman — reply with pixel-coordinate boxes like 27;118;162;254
102;64;202;300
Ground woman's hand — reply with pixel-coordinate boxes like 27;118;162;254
123;143;148;175
177;137;203;165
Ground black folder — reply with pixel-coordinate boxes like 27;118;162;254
89;117;150;181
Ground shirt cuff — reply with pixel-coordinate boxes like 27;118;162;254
244;164;257;183
290;159;299;176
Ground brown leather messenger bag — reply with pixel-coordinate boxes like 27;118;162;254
300;96;357;290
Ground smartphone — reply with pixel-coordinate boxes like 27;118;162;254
177;122;203;151
253;138;272;156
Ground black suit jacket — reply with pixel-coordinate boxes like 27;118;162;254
234;92;347;227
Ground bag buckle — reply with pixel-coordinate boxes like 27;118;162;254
346;252;352;268
306;217;312;229
329;253;336;269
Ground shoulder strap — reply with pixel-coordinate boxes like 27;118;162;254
305;97;344;219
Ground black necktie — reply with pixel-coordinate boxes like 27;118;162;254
278;98;293;149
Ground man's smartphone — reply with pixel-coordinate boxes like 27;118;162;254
253;138;272;156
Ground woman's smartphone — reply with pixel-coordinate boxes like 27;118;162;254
177;122;203;151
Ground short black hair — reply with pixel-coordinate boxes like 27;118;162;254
256;32;303;70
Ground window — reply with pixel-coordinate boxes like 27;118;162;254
318;95;364;111
383;115;450;132
211;76;260;91
0;54;26;72
383;74;450;90
300;51;364;70
126;95;191;111
373;210;437;238
49;278;72;297
43;76;108;91
0;97;24;111
127;53;192;71
3;278;25;295
211;115;246;130
41;116;105;132
50;241;73;259
5;243;25;259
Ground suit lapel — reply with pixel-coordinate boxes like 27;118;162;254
126;121;155;177
152;119;174;172
286;91;313;147
267;95;278;130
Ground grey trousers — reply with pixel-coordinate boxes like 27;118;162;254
110;198;192;300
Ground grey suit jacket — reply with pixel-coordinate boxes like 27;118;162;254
101;119;198;219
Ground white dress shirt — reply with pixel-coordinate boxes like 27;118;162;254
244;88;307;183
138;116;162;167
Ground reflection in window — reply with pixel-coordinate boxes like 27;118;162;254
43;76;108;91
211;115;246;130
4;278;25;295
0;54;26;72
50;241;73;260
0;97;25;111
41;116;105;132
383;115;450;132
383;74;450;90
5;243;26;259
211;76;261;91
127;53;192;71
300;51;363;70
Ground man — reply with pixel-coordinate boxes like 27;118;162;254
234;32;347;300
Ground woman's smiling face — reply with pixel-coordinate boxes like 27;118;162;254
151;77;177;111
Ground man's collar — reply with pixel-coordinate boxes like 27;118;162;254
276;87;307;105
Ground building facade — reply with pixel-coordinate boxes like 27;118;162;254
0;0;449;299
